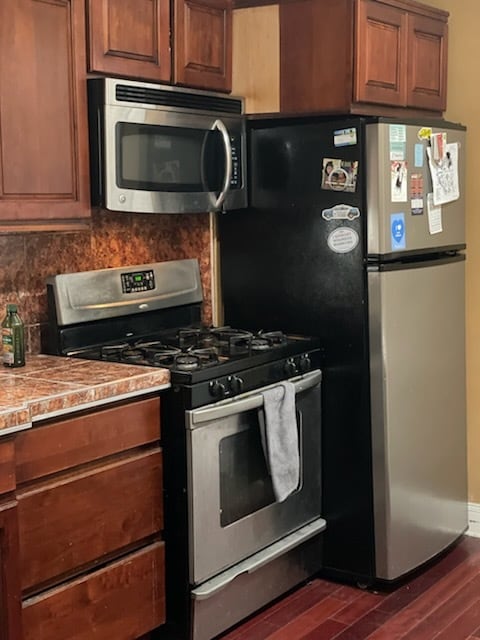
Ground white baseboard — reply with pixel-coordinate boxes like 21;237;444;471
467;502;480;537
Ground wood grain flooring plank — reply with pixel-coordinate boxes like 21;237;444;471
265;597;346;640
221;581;340;640
376;538;480;616
433;599;480;640
330;591;385;625
301;618;347;640
402;576;480;640
328;608;391;640
366;553;480;640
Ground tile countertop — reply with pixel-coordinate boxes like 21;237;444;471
0;354;170;435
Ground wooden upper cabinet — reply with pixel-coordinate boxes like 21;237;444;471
406;12;447;111
278;0;449;116
354;0;408;106
174;0;232;92
87;0;233;92
87;0;172;82
0;0;90;226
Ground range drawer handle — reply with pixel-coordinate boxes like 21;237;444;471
191;517;326;601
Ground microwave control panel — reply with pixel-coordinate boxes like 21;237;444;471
230;135;242;189
121;269;155;294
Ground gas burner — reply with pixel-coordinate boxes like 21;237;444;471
177;328;204;349
251;338;271;351
121;348;145;363
258;331;287;346
135;340;168;349
101;343;130;360
188;347;219;366
174;353;201;371
209;327;253;356
146;345;182;367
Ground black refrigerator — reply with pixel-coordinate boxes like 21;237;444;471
218;115;468;584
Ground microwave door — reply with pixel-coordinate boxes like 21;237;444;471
202;119;232;212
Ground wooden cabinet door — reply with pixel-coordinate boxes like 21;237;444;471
18;448;163;593
22;542;165;640
0;502;22;640
174;0;232;92
87;0;171;82
407;12;447;111
355;0;408;106
0;0;90;225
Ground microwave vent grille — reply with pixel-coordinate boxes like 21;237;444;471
115;84;243;115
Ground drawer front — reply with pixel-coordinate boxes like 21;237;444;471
16;395;161;483
18;449;163;592
22;542;165;640
0;438;15;494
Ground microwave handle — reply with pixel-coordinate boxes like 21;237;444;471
212;119;232;210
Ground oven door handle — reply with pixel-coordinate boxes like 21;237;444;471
191;517;327;601
187;369;322;428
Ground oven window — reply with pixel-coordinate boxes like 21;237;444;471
116;122;225;192
219;410;276;527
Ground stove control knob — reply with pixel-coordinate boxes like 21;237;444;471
284;358;298;377
299;354;312;373
228;375;244;394
209;380;226;399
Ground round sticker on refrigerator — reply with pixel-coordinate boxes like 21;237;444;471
327;227;359;254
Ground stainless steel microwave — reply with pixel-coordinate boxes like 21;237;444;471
87;77;247;214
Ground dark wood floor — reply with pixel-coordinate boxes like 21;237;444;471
219;535;480;640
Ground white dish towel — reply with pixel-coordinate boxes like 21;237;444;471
259;381;299;502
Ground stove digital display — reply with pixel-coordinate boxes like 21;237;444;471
121;269;155;294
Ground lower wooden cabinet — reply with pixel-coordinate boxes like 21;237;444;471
18;449;163;593
0;501;22;640
22;542;165;640
0;394;165;640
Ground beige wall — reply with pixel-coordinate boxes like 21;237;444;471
422;0;480;502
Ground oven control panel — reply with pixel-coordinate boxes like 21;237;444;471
121;269;155;294
207;353;314;401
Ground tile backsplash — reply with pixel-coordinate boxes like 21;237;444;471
0;210;212;354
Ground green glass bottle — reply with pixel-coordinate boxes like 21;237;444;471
2;304;25;368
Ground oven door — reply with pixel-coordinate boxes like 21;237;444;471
103;105;246;214
186;369;322;586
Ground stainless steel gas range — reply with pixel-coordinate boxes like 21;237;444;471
45;259;326;640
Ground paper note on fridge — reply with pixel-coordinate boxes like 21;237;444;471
427;193;443;234
426;142;460;206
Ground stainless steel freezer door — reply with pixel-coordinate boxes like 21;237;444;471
366;122;466;256
368;257;467;581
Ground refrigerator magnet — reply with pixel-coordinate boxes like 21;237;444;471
322;204;360;221
410;174;424;215
417;127;432;141
427;194;443;234
414;144;425;168
321;158;358;192
389;124;406;161
391;161;408;202
391;214;406;251
327;227;359;254
333;127;357;147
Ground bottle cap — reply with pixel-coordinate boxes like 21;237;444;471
6;304;17;313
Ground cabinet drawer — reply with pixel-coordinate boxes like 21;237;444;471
22;542;165;640
18;449;163;592
16;396;161;483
